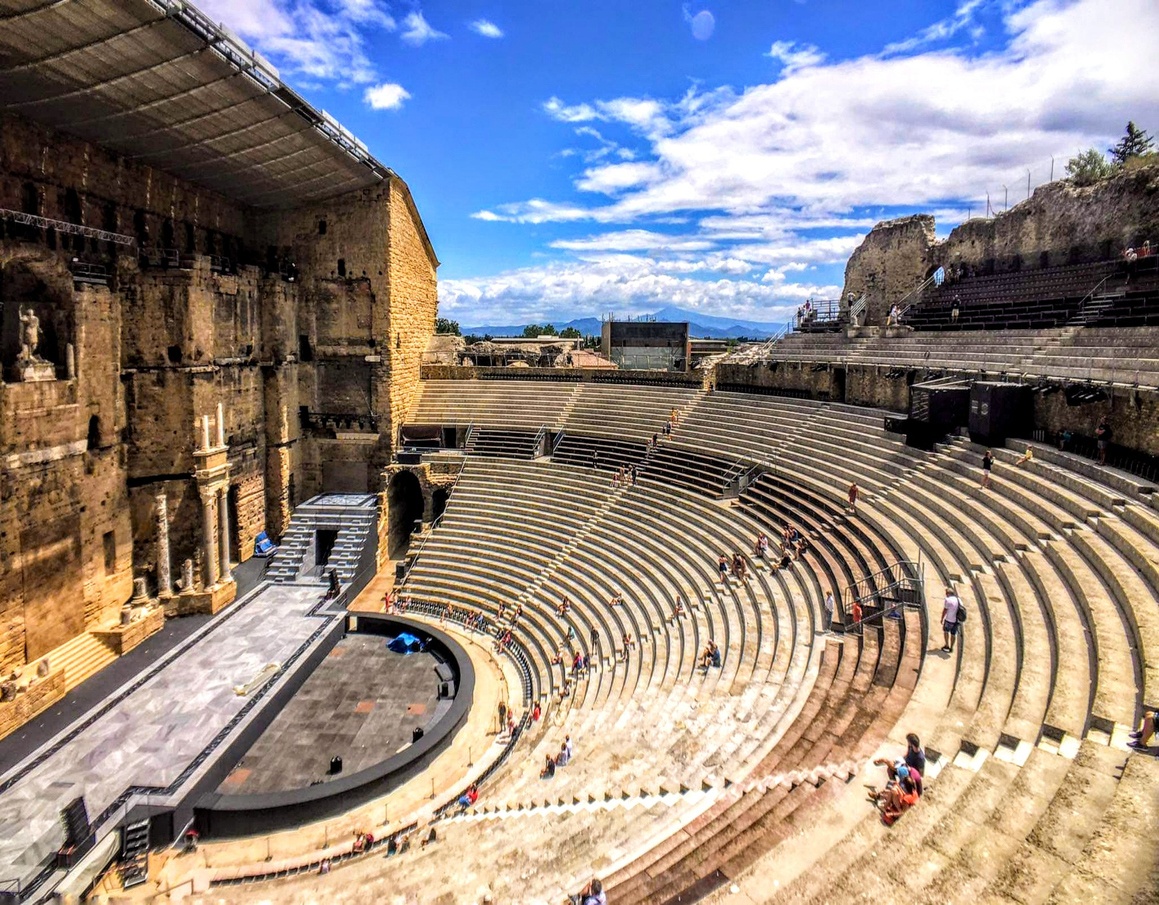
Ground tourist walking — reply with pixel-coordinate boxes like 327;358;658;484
981;449;994;489
1096;419;1112;466
941;587;962;653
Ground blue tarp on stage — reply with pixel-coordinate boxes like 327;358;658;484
388;633;424;654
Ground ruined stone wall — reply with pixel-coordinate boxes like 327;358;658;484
842;163;1159;321
0;253;130;669
841;215;936;327
0;113;247;259
715;360;1159;455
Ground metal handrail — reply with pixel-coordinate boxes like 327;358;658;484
1071;273;1115;323
841;559;925;613
850;293;867;324
896;274;940;320
401;460;467;571
531;424;548;457
551;429;567;457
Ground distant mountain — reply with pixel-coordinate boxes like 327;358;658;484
461;305;786;340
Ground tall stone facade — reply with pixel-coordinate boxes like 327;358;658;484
0;112;437;672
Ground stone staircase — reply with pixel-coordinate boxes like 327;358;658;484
265;494;379;596
52;632;118;693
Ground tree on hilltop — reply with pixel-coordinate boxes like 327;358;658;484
559;327;582;338
435;317;460;335
522;323;558;337
1065;148;1113;186
1109;121;1154;166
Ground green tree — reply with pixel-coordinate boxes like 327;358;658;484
1065;148;1113;186
435;317;460;335
1108;121;1154;166
559;326;582;339
522;323;558;337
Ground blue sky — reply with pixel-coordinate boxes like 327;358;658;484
197;0;1158;327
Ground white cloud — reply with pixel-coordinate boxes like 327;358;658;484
543;96;672;137
882;0;989;55
510;0;1158;227
465;0;1158;322
401;11;449;46
543;97;601;123
438;256;836;327
363;82;411;110
765;41;826;72
549;230;715;253
193;0;394;84
469;19;504;38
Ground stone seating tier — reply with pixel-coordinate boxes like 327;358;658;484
208;384;1158;905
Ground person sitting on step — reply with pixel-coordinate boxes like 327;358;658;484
568;878;607;905
880;773;919;825
1129;710;1156;750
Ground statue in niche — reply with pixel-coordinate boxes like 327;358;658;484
19;306;42;361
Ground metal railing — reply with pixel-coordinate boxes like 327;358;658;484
897;273;941;320
551;430;567;457
849;293;867;325
841;559;925;615
0;207;135;246
1071;273;1116;323
301;411;380;434
531;424;548;457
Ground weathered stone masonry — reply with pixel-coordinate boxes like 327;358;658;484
0;112;437;671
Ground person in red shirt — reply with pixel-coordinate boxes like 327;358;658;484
881;774;919;825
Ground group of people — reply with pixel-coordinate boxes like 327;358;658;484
611;465;638;487
542;734;575;778
351;829;376;853
980;446;1036;489
870;733;926;825
718;552;749;582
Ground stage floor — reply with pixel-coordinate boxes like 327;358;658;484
0;582;335;891
218;635;440;794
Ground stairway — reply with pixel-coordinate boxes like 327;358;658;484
119;818;150;889
266;494;379;594
465;427;543;459
50;633;118;693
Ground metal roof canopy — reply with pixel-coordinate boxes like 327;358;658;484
0;0;392;210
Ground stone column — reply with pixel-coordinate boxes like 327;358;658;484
216;402;225;448
201;489;219;587
155;492;171;595
218;486;232;583
201;415;211;452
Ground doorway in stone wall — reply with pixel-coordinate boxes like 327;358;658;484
387;471;424;558
228;484;240;566
432;487;450;523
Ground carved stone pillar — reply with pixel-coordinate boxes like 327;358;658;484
218;486;232;583
200;489;219;587
156;492;171;595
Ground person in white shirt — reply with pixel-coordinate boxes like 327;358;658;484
823;591;835;632
941;588;961;653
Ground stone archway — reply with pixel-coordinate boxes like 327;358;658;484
387;470;425;558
